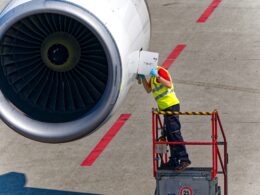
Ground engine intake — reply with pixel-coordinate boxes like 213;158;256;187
0;13;108;122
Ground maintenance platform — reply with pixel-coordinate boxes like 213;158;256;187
152;110;228;195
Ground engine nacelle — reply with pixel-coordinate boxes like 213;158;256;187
0;0;150;142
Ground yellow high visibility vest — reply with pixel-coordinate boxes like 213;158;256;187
151;68;180;110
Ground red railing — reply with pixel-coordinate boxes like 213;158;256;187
152;109;228;195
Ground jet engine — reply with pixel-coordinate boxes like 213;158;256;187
0;0;150;142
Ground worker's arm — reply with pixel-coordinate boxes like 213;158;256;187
150;68;173;88
137;75;152;93
157;76;172;88
142;77;152;93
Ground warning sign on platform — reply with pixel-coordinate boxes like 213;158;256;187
180;186;193;195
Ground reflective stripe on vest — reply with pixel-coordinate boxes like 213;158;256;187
155;89;175;100
152;85;164;93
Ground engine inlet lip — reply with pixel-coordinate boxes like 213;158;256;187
0;0;122;143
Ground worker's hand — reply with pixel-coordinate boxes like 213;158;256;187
150;68;158;77
136;74;145;85
138;74;145;80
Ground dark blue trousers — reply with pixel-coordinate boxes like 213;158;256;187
163;104;190;162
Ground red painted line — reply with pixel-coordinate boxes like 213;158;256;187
81;114;131;166
161;44;186;70
197;0;222;23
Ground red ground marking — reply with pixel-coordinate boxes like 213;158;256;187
161;44;186;70
197;0;222;23
81;114;131;166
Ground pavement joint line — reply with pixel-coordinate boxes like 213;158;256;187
162;44;186;70
81;114;131;166
197;0;222;23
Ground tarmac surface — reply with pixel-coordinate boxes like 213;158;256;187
1;0;260;194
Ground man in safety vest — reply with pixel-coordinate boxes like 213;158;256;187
139;66;191;171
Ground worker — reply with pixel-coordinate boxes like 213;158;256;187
138;66;191;171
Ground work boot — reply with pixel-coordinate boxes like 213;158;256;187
160;158;179;169
174;160;191;172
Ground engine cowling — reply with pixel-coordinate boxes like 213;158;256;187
0;0;150;143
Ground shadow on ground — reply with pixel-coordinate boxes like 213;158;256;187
0;172;101;195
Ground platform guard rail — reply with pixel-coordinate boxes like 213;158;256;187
152;109;228;195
